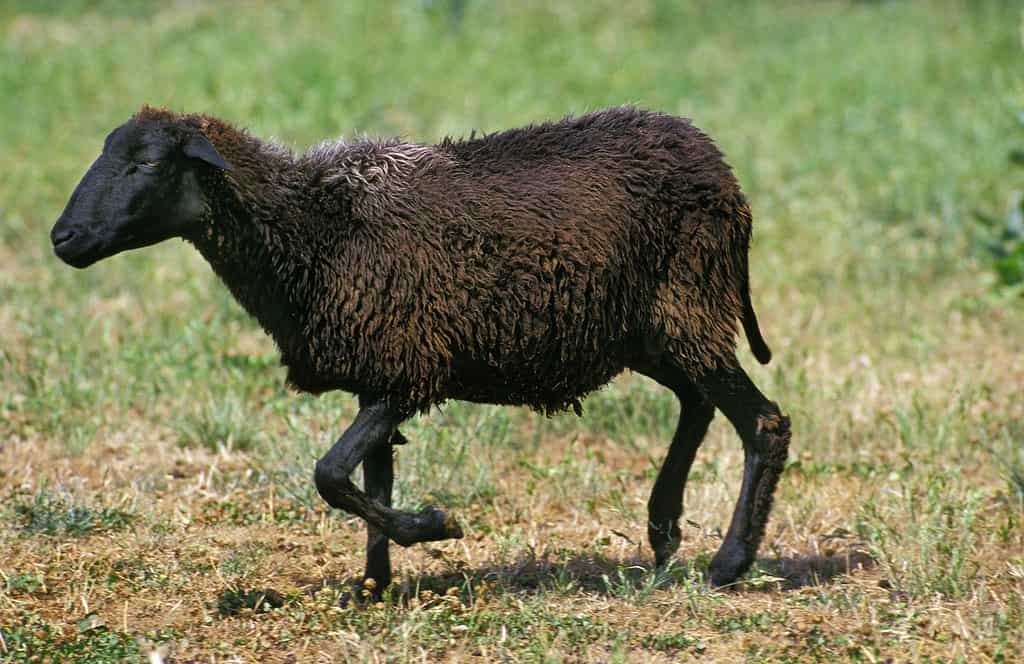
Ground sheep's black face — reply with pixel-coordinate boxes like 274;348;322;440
51;118;232;269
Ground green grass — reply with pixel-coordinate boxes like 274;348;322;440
1;612;143;664
2;1;1023;661
6;484;134;537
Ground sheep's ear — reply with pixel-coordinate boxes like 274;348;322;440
183;133;234;171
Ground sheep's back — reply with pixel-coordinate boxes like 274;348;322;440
313;107;747;413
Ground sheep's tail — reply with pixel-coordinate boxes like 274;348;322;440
737;201;772;365
741;271;772;364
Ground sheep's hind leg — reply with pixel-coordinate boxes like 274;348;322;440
634;359;716;567
698;361;791;587
313;402;464;586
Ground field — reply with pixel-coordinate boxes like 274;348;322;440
2;1;1023;661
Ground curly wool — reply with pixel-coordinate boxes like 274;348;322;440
136;105;760;415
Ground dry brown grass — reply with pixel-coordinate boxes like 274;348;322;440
3;306;1023;661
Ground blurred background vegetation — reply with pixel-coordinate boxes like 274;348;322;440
1;1;1022;661
1;1;1022;293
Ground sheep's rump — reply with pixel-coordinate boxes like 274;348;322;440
307;107;752;413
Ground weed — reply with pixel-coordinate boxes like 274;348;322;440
855;472;983;598
991;428;1024;510
6;484;133;537
216;588;286;617
1;571;44;596
974;111;1024;295
394;405;506;510
1008;462;1024;510
217;545;267;589
600;563;679;604
0;611;140;664
713;610;787;634
642;630;702;653
173;391;263;452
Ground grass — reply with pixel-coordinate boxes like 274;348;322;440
7;483;134;537
1;0;1023;661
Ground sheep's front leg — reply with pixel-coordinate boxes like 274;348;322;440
360;430;408;593
633;358;716;566
314;401;464;594
648;394;716;566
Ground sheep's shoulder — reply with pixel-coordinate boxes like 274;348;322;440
304;138;447;194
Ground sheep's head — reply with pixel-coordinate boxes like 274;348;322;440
51;110;233;268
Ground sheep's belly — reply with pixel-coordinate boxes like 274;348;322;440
445;351;626;413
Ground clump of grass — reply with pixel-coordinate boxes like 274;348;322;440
210;545;286;616
215;588;285;617
855;472;982;598
0;611;140;664
1;570;44;596
7;484;133;537
974;110;1024;295
600;561;692;604
174;392;263;452
217;545;267;588
642;631;704;654
395;404;506;510
565;377;678;445
1008;461;1024;510
991;425;1024;510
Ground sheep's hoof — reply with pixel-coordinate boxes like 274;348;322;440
389;507;464;547
652;544;679;569
418;506;464;541
339;579;385;609
706;548;750;588
648;521;681;567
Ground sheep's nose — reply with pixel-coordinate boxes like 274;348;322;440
51;226;75;247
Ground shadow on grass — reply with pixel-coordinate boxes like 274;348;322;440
296;546;876;605
754;550;876;589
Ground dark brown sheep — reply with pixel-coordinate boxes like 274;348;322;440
51;105;790;596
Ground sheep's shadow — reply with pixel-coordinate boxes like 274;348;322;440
299;546;876;604
752;550;876;589
396;548;875;598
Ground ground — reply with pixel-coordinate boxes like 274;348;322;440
1;1;1023;662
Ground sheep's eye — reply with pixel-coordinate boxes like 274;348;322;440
140;161;160;170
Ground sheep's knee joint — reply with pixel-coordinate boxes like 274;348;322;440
754;408;791;468
314;460;352;507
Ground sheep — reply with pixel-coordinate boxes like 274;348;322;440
51;105;791;597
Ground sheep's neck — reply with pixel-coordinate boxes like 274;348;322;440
189;159;313;369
